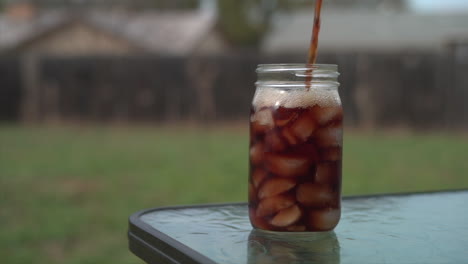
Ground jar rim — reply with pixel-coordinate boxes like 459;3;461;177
256;63;340;88
256;63;338;73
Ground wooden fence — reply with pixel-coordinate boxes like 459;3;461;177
0;50;467;128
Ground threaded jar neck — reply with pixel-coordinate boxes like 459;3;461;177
256;64;340;89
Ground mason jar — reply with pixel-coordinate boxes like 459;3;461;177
248;64;342;232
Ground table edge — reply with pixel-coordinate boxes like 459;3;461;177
132;188;468;217
128;189;468;264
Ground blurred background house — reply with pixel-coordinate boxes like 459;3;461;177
0;0;227;122
1;0;468;128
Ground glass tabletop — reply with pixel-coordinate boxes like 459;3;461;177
131;191;468;264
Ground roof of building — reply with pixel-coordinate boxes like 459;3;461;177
262;10;468;53
0;9;217;55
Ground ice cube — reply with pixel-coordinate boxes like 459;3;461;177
266;154;311;177
296;183;334;207
250;143;264;165
282;127;300;145
249;208;270;230
319;147;342;162
256;194;295;217
258;178;296;199
315;162;340;185
283;110;317;144
270;205;302;227
251;108;274;135
307;208;340;231
264;131;287;152
314;106;343;126
252;168;268;188
288;142;319;162
273;106;299;127
315;125;342;148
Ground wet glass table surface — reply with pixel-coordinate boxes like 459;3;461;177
128;190;468;264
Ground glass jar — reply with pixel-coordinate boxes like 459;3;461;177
248;64;342;232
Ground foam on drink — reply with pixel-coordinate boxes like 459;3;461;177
252;87;341;111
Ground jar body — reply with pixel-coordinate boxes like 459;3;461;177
248;64;342;232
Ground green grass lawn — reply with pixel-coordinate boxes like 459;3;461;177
1;124;467;264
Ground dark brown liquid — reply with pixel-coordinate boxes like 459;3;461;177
306;0;323;89
308;0;323;65
249;104;343;232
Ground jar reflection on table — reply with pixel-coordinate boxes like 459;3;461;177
247;229;340;264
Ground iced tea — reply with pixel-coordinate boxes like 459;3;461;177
249;74;342;232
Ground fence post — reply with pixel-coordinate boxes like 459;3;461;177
20;53;41;122
186;56;218;122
